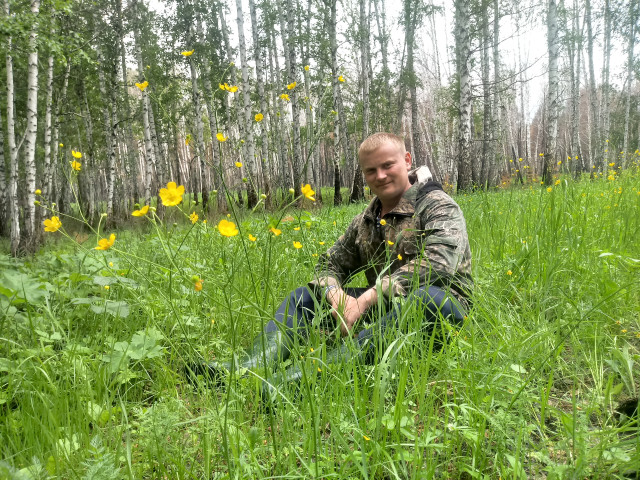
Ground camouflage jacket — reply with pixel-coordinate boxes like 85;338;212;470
311;167;473;304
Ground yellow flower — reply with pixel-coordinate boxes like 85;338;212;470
507;270;513;275
185;133;192;146
270;227;281;236
181;49;195;56
248;234;257;242
35;189;41;195
190;212;198;224
228;85;238;92
546;187;552;192
518;158;523;161
216;133;228;142
235;161;242;168
255;113;264;122
363;435;370;441
379;219;386;226
294;227;301;231
609;162;615;167
43;216;62;232
301;184;316;201
70;160;81;171
132;205;149;217
319;241;325;245
135;81;149;91
59;143;64;147
338;75;345;82
194;280;203;291
72;150;82;159
388;241;394;245
218;219;239;237
104;285;110;290
557;161;562;165
293;241;302;249
280;93;290;101
509;159;513;163
397;254;402;261
109;262;114;267
95;233;116;251
304;65;310;71
159;181;185;206
287;81;297;90
539;152;544;156
554;179;561;185
219;83;226;90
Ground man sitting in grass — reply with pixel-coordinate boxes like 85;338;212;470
189;132;473;403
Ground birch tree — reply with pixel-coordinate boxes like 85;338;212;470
236;0;258;207
622;0;638;166
585;0;599;170
23;0;40;246
542;0;559;185
455;0;472;190
5;0;20;255
349;0;370;203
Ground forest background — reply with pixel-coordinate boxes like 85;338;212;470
1;0;639;254
2;0;640;477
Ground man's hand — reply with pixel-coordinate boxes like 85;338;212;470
326;287;378;336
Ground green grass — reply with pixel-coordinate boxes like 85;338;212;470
1;170;639;479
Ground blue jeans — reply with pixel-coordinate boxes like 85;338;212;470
264;285;466;364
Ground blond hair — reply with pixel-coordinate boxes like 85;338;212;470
358;132;406;159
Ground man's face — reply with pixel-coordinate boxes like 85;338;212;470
359;142;412;206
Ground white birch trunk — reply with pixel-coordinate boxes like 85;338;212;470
96;45;116;217
480;1;492;188
0;100;7;236
5;0;19;255
41;51;54;227
349;0;369;202
601;0;611;171
198;19;226;211
48;60;70;206
24;0;40;244
455;0;472;190
133;28;155;204
248;0;270;197
280;0;303;193
543;0;559;185
585;0;599;171
328;0;343;205
622;0;637;166
236;0;258;207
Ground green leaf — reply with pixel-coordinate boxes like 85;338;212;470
91;300;130;318
0;270;50;305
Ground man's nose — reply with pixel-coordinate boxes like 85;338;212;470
375;169;386;181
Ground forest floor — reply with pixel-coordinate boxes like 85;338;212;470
1;167;639;479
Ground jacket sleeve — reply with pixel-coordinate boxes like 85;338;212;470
309;214;363;291
379;192;471;298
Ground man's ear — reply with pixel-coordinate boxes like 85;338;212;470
405;151;412;170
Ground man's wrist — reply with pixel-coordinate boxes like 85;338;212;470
324;285;339;301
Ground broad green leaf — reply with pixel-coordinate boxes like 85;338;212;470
90;300;130;318
0;270;50;305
